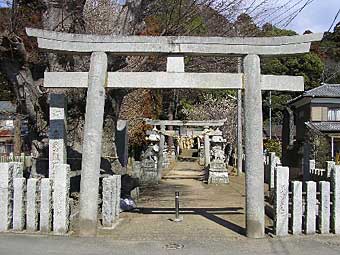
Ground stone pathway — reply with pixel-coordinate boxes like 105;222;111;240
99;161;248;241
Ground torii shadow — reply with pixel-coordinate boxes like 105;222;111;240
133;207;246;236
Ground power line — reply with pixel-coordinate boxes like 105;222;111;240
269;0;305;25
327;8;340;32
282;0;315;27
273;0;315;28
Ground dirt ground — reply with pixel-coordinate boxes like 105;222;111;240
98;161;267;241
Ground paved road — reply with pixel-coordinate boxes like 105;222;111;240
1;234;340;255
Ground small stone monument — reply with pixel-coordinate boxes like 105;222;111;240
141;129;160;185
208;131;229;184
199;140;205;166
162;143;170;169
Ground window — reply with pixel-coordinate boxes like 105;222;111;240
328;108;340;121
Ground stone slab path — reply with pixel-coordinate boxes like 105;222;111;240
99;161;248;241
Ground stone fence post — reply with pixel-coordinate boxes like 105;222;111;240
332;165;340;234
13;178;25;231
274;166;289;236
291;181;302;235
40;178;52;233
27;178;39;232
102;175;121;228
53;163;70;235
0;162;24;231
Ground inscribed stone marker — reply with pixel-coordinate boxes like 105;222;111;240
274;166;289;236
102;177;113;227
49;93;67;180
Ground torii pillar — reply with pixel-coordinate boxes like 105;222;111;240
243;55;264;238
204;127;210;167
79;52;107;237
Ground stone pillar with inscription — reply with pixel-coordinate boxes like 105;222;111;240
49;93;67;180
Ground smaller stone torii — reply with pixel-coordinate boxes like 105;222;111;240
26;28;323;238
144;118;226;169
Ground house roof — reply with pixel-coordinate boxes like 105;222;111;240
306;121;340;133
303;83;340;97
289;83;340;106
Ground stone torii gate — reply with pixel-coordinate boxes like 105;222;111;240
26;28;322;238
144;118;226;167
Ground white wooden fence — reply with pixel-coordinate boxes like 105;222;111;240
0;162;70;235
274;165;340;236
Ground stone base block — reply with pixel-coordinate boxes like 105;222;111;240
208;171;229;184
102;177;113;227
53;164;70;235
141;159;158;185
141;168;158;185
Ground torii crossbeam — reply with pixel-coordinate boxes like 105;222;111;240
26;28;323;238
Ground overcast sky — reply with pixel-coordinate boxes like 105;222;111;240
286;0;340;34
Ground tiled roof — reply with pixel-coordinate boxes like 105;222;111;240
303;83;340;97
288;83;340;106
307;121;340;132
